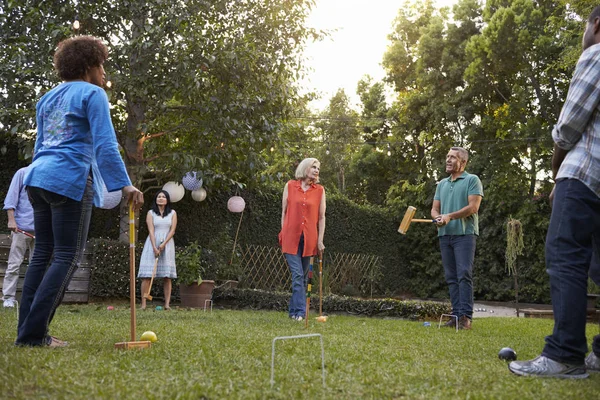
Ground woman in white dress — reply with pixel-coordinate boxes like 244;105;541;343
138;190;177;309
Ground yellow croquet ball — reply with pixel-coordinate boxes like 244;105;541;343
140;331;158;343
316;316;328;322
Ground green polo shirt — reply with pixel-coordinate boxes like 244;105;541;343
433;171;483;237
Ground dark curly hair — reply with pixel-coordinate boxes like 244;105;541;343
53;36;108;81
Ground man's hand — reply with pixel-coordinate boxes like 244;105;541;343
7;220;17;231
435;215;451;227
122;185;144;211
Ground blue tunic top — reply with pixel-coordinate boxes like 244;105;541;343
25;81;131;206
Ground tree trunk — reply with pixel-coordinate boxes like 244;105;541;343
118;11;147;243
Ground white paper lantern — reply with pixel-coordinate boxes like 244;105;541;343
182;172;203;191
162;181;185;203
99;184;122;209
191;188;207;202
227;196;246;213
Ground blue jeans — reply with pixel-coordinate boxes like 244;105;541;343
284;235;311;318
542;179;600;364
16;176;93;346
439;235;477;319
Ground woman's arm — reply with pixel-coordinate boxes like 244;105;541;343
317;189;326;252
281;183;289;229
146;211;159;256
159;211;178;253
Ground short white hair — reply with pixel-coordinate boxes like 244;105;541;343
295;158;320;182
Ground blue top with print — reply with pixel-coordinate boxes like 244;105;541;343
25;81;131;206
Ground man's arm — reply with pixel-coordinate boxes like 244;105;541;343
431;200;441;220
551;144;569;180
552;48;600;152
6;209;17;231
436;195;482;226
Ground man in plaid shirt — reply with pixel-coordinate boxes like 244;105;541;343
509;6;600;379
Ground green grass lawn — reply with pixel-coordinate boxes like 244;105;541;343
1;303;599;399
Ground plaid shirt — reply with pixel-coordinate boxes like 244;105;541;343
553;44;600;198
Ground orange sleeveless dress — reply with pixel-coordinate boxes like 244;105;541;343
279;180;323;256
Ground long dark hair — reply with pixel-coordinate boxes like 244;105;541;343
151;190;172;218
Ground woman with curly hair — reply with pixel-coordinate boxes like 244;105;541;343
16;36;144;347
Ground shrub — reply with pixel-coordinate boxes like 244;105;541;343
212;287;451;320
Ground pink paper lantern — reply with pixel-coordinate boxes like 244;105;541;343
227;196;245;213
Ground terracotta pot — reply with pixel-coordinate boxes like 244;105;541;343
179;280;216;308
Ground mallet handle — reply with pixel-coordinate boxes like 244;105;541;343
412;219;436;223
15;228;35;239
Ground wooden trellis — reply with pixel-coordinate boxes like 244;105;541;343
238;244;382;296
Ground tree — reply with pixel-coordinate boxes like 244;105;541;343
314;89;361;193
0;0;321;240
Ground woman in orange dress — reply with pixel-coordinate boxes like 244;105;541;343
279;158;326;320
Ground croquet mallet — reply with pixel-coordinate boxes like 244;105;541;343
115;201;151;350
316;251;327;322
398;206;437;235
143;240;163;301
15;228;35;239
305;256;314;328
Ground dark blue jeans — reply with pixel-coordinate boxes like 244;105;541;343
439;234;477;319
542;179;600;365
16;176;93;346
284;235;311;318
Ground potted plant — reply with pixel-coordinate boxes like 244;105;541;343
176;241;217;308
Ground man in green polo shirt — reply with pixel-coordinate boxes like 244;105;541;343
431;147;483;330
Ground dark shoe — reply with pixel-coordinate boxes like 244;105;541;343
458;315;471;330
585;352;600;372
442;317;457;328
509;355;588;379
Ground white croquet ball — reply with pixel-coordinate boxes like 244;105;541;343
191;187;207;202
162;181;185;203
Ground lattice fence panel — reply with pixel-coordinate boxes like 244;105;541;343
239;245;382;296
239;245;291;291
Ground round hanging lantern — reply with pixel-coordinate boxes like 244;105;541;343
99;184;122;209
162;181;185;203
191;188;207;202
182;172;203;191
227;196;246;213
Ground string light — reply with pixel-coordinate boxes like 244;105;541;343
105;80;112;88
73;15;80;30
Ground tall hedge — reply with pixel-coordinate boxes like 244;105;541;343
86;183;552;304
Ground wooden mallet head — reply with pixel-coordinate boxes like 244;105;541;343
398;206;436;234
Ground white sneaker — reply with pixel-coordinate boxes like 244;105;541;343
3;299;16;308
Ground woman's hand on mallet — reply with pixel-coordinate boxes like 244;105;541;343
122;185;144;211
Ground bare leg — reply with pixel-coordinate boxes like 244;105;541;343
140;279;150;309
164;278;172;309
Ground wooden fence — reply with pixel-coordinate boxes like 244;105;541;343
0;233;92;303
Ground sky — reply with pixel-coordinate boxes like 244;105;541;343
301;0;458;111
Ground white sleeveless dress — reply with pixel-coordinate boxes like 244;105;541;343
137;210;177;278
